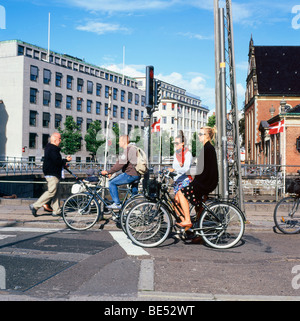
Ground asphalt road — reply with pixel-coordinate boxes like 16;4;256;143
0;226;300;301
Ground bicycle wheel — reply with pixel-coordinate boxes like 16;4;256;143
120;195;146;233
125;201;172;248
62;193;100;231
199;201;245;249
274;196;300;234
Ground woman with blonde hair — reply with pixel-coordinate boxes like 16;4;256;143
175;126;219;228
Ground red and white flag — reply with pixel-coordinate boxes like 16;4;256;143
151;119;161;133
269;120;284;135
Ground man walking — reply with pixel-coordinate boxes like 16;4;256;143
101;135;140;209
29;132;72;217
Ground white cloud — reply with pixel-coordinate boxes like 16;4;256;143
64;0;178;12
76;21;131;35
177;32;213;41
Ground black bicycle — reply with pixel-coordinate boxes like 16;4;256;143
62;168;143;231
125;170;246;249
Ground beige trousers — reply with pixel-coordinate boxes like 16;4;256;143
33;176;61;215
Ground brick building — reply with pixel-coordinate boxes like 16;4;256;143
244;37;300;166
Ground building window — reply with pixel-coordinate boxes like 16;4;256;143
29;133;37;148
42;134;50;148
87;81;93;94
43;112;50;128
128;92;133;104
67;75;73;90
77;78;84;92
141;111;144;122
113;88;118;100
105;86;110;98
43;69;51;84
30;88;38;104
18;45;24;56
135;94;139;105
87;100;92;113
56;72;62;87
121;90;125;102
105;103;108;116
128;108;132;120
77;117;83;130
29;110;37;126
96;102;101;115
113;105;118;117
66;96;72;110
141;96;145;107
30;66;39;81
77;98;83;112
96;83;102;96
86;118;92;130
121;107;125;119
135;110;139;121
55;114;62;129
55;93;62;108
43;91;51;106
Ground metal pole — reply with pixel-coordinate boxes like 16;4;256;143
104;87;112;172
219;7;229;199
214;0;223;197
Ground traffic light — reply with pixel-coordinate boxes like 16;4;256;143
146;66;154;108
154;80;162;106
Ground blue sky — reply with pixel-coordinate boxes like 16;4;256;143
1;0;300;113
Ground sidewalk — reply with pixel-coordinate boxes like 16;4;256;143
0;197;277;232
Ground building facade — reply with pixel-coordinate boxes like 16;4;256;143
244;37;300;164
0;40;146;162
136;77;209;143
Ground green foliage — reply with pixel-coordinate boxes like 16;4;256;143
58;116;81;155
84;120;103;159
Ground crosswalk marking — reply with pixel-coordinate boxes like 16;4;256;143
109;231;149;256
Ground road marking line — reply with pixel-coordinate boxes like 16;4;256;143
0;227;62;233
109;231;149;256
0;235;16;240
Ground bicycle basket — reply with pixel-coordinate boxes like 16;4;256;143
287;178;300;194
71;183;86;194
143;178;161;200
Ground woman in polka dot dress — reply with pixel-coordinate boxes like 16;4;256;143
175;126;219;228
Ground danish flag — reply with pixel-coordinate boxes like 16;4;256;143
151;119;161;133
269;120;284;135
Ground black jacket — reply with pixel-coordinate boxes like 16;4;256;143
42;143;67;179
190;141;219;195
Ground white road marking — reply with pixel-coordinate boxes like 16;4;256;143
0;235;16;240
0;227;61;233
109;231;149;256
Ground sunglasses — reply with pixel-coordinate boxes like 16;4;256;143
198;133;206;136
174;142;183;145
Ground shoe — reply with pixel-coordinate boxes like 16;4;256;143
43;204;53;212
52;213;62;217
106;203;121;210
29;204;38;217
176;221;193;229
191;236;204;244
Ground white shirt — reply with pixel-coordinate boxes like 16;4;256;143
172;150;193;182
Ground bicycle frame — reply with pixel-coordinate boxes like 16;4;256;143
64;167;138;214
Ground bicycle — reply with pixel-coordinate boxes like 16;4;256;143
273;175;300;234
62;167;143;231
125;170;245;249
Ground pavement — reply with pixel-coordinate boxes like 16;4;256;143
0;197;278;232
0;197;289;302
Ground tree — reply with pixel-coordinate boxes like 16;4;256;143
207;114;216;128
58;116;81;155
84;120;103;161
